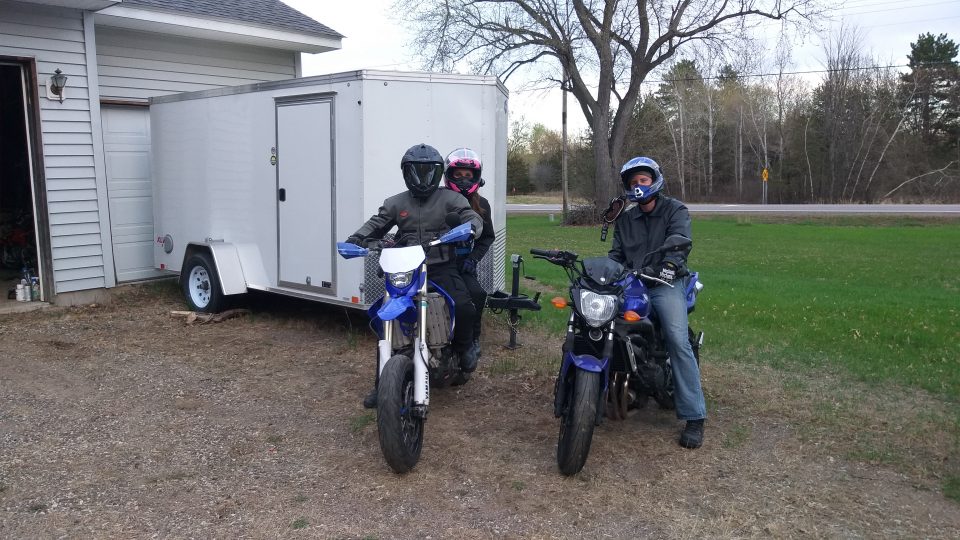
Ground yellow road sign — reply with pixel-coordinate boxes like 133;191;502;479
762;168;769;182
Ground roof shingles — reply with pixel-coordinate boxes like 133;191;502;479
121;0;343;39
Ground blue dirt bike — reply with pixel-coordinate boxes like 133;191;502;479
337;222;475;473
530;234;704;475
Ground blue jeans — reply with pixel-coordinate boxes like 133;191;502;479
648;277;706;421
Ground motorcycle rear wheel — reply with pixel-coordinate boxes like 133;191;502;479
557;369;600;475
377;354;424;473
654;358;676;409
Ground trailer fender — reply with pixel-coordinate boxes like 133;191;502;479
184;242;248;296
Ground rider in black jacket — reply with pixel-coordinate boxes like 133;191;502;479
607;156;706;449
443;148;495;355
345;143;484;408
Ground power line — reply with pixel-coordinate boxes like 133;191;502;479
512;61;955;92
752;12;960;29
857;14;960;28
837;0;959;16
654;61;955;84
512;57;959;93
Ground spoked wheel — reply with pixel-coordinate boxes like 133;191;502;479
557;369;600;476
376;354;424;474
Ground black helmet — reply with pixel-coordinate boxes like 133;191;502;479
401;143;445;198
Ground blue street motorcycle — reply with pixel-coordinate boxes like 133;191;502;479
337;222;474;473
530;235;704;475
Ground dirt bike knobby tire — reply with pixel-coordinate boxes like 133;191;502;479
376;354;423;474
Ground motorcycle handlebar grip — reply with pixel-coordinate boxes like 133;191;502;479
530;248;558;257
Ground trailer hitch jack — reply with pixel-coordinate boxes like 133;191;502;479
486;254;541;349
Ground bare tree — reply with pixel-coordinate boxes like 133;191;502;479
398;0;827;208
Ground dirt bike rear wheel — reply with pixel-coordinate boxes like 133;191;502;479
377;354;423;473
556;369;600;476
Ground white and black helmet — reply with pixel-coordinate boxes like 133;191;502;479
620;156;664;203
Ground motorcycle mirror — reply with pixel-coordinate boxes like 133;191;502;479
601;196;626;224
659;234;692;253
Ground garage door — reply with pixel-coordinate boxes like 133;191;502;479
102;105;162;282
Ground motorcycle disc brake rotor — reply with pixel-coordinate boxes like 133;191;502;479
605;372;630;421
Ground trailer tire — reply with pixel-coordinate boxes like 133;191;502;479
181;252;225;313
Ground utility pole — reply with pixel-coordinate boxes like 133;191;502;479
561;65;569;221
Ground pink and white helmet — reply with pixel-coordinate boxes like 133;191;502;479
444;148;484;194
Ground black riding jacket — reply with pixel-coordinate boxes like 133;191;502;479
456;195;494;263
608;194;692;275
350;188;483;266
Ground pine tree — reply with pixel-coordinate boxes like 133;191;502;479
902;33;959;150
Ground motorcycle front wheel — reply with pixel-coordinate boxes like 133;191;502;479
557;369;600;475
377;354;424;473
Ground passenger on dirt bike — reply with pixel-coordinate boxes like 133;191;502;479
607;156;707;449
344;143;484;408
443;148;495;357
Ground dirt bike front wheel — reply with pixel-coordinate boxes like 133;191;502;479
376;354;424;474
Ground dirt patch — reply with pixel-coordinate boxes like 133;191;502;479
1;283;958;538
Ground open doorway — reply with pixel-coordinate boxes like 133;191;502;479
0;62;41;305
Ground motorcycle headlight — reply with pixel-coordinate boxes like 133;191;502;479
578;290;617;328
388;270;414;289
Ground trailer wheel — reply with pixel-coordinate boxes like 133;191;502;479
181;252;224;313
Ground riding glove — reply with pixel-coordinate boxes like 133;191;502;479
658;261;678;284
460;257;478;275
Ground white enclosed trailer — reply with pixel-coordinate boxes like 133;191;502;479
150;70;508;311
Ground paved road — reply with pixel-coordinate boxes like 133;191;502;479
507;203;960;215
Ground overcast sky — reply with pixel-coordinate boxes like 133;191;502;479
284;0;960;133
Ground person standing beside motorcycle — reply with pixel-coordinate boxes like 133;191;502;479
607;157;707;449
443;148;495;356
345;143;484;408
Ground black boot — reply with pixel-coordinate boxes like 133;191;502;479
459;342;480;373
362;386;378;409
679;419;704;449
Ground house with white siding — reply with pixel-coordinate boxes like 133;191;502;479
0;0;341;305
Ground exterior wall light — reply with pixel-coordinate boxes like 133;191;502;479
49;69;68;103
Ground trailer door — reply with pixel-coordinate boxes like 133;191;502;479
275;96;335;294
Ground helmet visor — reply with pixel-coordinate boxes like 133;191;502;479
448;174;480;194
403;162;443;191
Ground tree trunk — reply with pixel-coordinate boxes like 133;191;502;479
677;95;687;200
591;133;618;210
737;106;744;200
707;90;714;197
804;115;814;201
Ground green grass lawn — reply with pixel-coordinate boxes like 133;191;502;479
504;215;960;401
